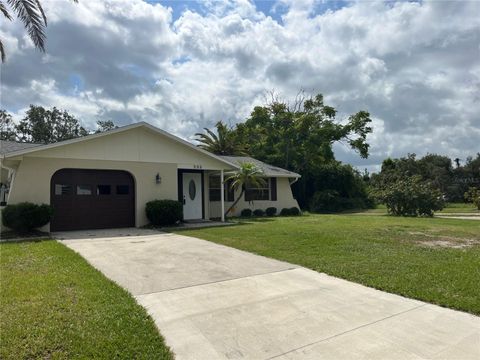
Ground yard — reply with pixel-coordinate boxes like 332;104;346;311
178;213;480;315
363;202;479;214
0;240;173;360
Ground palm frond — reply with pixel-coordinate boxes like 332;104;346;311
34;0;47;25
7;0;47;51
0;2;13;20
0;39;5;62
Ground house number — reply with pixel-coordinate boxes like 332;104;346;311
193;164;202;169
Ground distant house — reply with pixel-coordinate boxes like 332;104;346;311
0;122;300;232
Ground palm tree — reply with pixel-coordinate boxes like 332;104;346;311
224;162;266;217
0;0;77;62
195;121;245;155
454;158;461;168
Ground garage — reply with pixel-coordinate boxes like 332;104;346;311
50;169;135;231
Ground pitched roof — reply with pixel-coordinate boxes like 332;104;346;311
0;125;300;178
0;140;42;155
1;122;237;169
219;155;300;178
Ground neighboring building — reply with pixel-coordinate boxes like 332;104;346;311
0;122;300;232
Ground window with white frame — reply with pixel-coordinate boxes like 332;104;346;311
209;176;234;202
245;178;270;201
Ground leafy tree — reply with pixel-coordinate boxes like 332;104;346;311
0;110;16;140
308;162;374;212
371;153;479;202
374;176;444;216
224;162;266;217
195;121;245;155
0;0;77;62
219;92;372;207
454;158;461;168
15;105;88;143
464;187;480;210
95;120;117;133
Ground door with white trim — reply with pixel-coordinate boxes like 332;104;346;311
182;172;202;220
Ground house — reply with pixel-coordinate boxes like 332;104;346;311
0;122;300;232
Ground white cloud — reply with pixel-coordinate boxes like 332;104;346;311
0;0;478;167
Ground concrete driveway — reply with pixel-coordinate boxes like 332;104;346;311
58;229;480;360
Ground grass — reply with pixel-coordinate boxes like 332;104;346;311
438;203;479;214
363;202;479;214
0;240;173;360
177;214;480;315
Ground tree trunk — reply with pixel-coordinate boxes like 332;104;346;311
225;188;245;218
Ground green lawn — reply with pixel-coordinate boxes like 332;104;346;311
438;202;479;213
363;202;479;214
0;240;173;360
178;214;480;315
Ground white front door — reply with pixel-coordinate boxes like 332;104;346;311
182;172;203;220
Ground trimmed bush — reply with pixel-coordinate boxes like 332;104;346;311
240;209;253;217
280;208;291;216
265;207;277;216
289;207;301;216
253;209;265;217
2;202;53;232
374;176;444;216
146;200;183;226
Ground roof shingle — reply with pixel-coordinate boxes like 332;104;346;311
0;140;42;155
219;155;300;178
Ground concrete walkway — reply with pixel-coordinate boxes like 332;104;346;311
58;230;480;360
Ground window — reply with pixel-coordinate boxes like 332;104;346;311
116;185;129;195
76;185;92;195
188;179;196;200
245;179;271;201
209;176;234;202
55;184;72;195
209;176;221;201
97;185;111;195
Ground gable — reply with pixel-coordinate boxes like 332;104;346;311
21;126;235;170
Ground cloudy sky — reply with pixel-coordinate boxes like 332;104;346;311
1;0;479;171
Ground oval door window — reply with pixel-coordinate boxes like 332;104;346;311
188;179;196;200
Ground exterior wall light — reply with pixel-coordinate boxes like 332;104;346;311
155;173;161;184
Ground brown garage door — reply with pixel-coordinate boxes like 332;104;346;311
50;169;135;231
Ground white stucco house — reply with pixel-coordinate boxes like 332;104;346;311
0;122;300;232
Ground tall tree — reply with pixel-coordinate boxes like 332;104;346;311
0;0;77;62
231;93;373;206
195;121;245;155
0;109;16;140
95;120;117;133
454;158;461;168
15;105;88;143
371;152;480;202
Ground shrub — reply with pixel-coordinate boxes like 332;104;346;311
464;187;480;210
253;209;265;217
265;207;277;216
289;207;301;216
145;200;183;226
2;202;53;232
309;189;373;213
240;209;252;217
280;208;291;216
374;176;444;216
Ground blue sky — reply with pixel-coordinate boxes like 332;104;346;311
148;0;352;22
1;0;478;171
